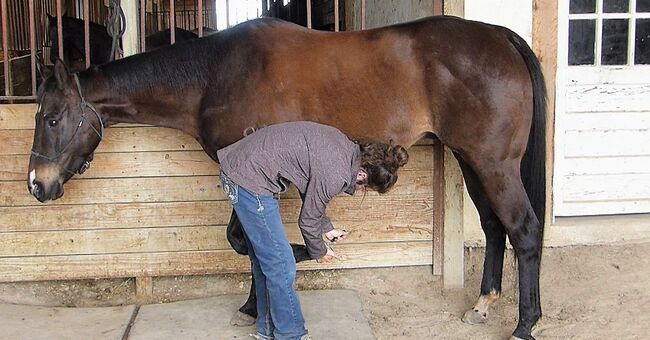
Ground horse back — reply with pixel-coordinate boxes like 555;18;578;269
201;17;533;152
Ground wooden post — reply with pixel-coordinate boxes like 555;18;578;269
440;0;466;290
432;140;444;276
122;0;140;56
443;147;464;288
135;276;153;303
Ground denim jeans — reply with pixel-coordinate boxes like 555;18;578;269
220;171;307;340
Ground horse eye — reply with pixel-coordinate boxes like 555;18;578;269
48;119;58;128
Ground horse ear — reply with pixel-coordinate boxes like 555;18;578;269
36;54;53;80
53;59;72;92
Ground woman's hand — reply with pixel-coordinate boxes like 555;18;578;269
317;247;342;263
325;229;349;243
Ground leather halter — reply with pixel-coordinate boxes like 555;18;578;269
31;74;104;175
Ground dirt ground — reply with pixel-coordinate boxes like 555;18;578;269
1;243;649;339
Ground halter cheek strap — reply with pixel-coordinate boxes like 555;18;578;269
31;74;105;175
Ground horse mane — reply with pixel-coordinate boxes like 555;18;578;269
95;18;285;95
96;40;210;93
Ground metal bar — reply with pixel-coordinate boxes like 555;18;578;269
140;0;146;52
29;0;37;95
225;0;229;28
2;0;10;96
170;0;175;44
306;0;311;29
198;0;203;37
1;95;38;100
361;0;366;30
334;0;339;32
56;0;63;60
83;0;90;69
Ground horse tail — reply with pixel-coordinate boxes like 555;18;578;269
506;29;547;247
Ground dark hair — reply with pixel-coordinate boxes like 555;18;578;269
357;140;409;194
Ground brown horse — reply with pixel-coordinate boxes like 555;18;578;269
28;16;546;339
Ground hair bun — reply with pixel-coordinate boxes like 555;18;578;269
390;145;409;168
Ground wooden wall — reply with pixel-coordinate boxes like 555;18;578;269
0;104;436;283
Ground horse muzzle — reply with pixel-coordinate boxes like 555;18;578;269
29;179;63;202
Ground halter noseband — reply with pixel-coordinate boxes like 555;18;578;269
31;74;105;175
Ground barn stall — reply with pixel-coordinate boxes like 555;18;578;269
0;0;466;300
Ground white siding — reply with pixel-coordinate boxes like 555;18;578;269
554;2;650;216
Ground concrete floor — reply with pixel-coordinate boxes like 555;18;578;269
0;289;373;340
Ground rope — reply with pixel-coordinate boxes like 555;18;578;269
105;0;126;61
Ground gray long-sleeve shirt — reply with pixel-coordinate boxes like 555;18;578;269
216;121;361;259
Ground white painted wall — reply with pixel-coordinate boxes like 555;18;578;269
464;0;532;45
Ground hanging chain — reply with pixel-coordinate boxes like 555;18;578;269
105;0;126;61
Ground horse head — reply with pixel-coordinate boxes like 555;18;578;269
28;59;104;202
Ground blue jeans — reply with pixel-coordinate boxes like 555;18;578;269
220;171;307;340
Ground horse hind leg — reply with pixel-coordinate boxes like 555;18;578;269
454;155;507;326
464;157;542;340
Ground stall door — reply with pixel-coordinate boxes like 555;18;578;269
555;0;650;216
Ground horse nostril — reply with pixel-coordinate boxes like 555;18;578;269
31;181;45;201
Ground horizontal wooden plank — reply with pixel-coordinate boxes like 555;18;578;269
565;83;650;113
0;104;147;130
564;129;650;158
0;104;36;130
562;156;650;176
562;173;650;202
555;199;650;216
566;66;650;85
564;111;650;131
0;196;434;232
1;145;434;181
0;226;231;257
2;127;203;155
0;219;433;257
0;241;433;282
0;170;433;206
2;127;435;155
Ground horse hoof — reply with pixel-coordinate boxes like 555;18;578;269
230;311;256;326
461;308;488;325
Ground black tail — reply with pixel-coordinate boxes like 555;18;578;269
506;30;547;246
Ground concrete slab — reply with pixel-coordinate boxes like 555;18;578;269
129;289;374;340
0;303;136;340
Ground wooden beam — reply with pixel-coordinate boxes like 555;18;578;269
432;140;444;275
0;242;433;282
135;276;153;303
442;147;464;288
1;147;433;181
0;196;434;232
122;0;140;56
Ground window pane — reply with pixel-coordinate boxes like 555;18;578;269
603;0;629;13
602;19;629;65
636;19;650;64
569;20;596;65
638;0;650;13
570;0;596;14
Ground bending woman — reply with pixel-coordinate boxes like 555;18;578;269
217;121;408;340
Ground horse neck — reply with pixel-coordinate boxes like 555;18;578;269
80;62;202;140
